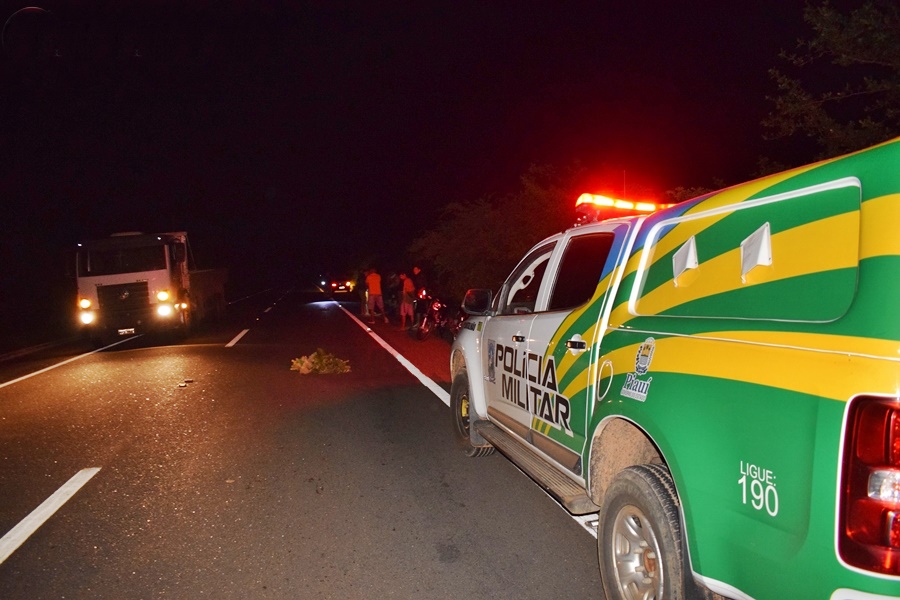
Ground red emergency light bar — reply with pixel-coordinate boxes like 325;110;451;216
575;193;674;225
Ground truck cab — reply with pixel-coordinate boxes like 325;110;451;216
74;232;225;344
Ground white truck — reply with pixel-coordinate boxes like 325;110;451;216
74;232;227;344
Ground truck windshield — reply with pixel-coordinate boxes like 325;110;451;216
78;245;167;276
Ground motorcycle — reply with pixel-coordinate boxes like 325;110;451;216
414;290;465;341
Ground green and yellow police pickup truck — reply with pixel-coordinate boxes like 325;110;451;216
450;137;900;599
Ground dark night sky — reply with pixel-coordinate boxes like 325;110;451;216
1;0;809;328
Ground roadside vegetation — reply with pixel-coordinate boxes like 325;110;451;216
410;1;900;300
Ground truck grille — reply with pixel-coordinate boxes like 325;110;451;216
97;282;150;313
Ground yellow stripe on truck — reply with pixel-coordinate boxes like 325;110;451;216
595;334;900;403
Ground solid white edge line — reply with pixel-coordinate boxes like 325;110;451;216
0;337;138;390
336;304;451;406
225;329;250;348
0;467;101;564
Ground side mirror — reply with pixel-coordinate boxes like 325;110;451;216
462;288;492;316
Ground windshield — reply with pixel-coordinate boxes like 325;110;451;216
78;245;167;276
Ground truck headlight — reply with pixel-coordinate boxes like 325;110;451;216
79;311;95;324
157;290;170;301
78;298;92;309
157;304;173;317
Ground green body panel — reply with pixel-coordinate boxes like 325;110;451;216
575;140;900;597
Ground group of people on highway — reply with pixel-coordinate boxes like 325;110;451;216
361;266;427;329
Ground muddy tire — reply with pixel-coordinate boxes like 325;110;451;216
598;464;691;600
450;373;494;458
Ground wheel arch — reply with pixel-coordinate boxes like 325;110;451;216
450;335;489;420
588;417;720;596
450;346;467;380
587;416;664;507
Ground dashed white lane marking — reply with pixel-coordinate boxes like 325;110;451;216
225;329;250;348
336;302;600;537
0;468;101;564
336;304;450;406
0;337;137;389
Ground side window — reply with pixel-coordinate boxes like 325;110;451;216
500;243;556;315
548;232;615;312
631;180;860;321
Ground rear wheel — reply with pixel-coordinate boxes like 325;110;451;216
599;464;689;600
450;373;494;457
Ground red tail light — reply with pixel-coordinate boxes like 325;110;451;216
839;396;900;576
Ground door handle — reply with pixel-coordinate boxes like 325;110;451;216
566;337;587;354
512;334;526;343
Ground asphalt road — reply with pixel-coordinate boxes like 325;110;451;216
0;288;603;599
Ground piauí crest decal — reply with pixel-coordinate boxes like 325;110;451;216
635;337;655;375
622;337;656;402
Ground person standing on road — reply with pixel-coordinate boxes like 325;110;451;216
398;272;415;330
384;271;400;320
412;265;428;327
365;267;389;324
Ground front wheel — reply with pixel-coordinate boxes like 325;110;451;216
450;373;494;457
415;315;434;340
598;464;690;600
